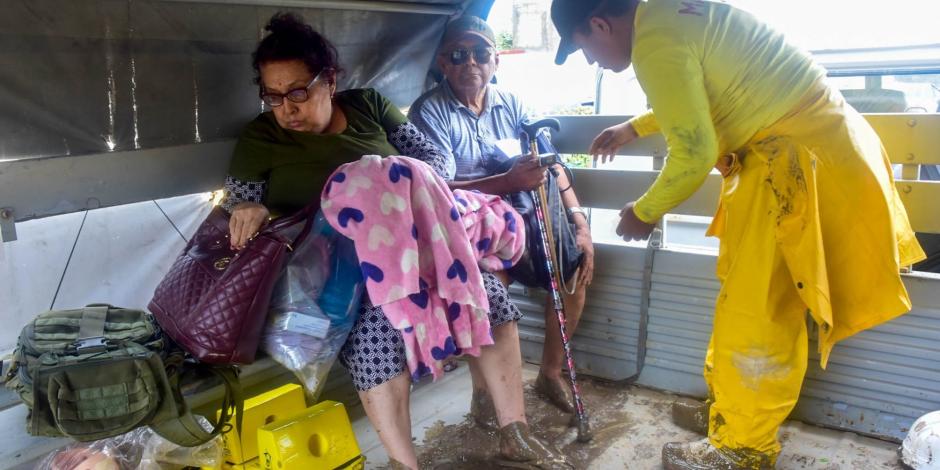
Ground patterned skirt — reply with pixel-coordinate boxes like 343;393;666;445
338;271;523;391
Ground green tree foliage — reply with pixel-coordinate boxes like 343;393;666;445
548;104;594;168
496;31;514;51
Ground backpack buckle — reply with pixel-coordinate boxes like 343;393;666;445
73;336;109;354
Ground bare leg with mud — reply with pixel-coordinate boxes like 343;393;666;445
464;272;572;467
537;284;586;412
467;352;498;429
468;270;513;428
470;320;572;468
358;373;417;469
467;321;527;427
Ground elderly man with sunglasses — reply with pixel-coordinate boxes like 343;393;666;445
409;15;596;427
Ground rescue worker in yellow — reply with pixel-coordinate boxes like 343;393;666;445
550;0;926;468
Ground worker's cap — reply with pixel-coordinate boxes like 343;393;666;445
551;0;605;65
442;15;496;48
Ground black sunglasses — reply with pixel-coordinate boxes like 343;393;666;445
446;46;495;66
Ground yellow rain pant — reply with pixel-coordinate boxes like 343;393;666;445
703;84;925;465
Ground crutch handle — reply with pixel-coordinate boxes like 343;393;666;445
521;118;561;141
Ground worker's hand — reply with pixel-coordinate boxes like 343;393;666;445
616;201;656;242
502;155;548;192
574;223;595;287
229;202;270;250
589;121;639;164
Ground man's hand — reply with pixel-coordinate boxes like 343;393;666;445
229;202;270;250
501;155;548;192
574;223;595;287
616;201;656;242
589;121;639;164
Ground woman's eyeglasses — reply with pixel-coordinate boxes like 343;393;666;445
260;70;328;107
447;46;495;66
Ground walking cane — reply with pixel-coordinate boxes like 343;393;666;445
521;118;593;443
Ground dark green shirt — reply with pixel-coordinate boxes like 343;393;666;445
229;88;406;214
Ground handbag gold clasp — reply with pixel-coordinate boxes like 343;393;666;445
213;257;231;271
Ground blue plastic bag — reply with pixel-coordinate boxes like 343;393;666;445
262;211;363;400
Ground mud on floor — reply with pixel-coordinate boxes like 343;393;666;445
414;376;635;470
364;364;903;469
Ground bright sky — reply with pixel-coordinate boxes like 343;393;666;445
731;0;940;50
488;0;940;51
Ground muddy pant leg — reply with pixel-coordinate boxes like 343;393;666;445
709;266;808;460
707;149;810;463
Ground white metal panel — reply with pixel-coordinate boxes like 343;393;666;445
51;194;211;311
797;273;940;440
514;243;646;380
547;114;940;235
569;169;940;234
0;194;210;354
0;213;85;352
512;238;940;440
547;114;940;165
569;168;722;215
546;115;667;158
636;249;718;396
154;192;215;237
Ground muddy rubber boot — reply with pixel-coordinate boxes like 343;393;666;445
496;421;573;469
671;399;710;435
534;372;575;413
662;438;774;470
470;388;499;430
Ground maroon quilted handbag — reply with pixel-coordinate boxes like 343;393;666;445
149;204;315;364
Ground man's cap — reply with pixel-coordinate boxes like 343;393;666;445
442;15;496;48
551;0;605;65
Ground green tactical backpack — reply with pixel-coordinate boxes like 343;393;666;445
4;304;242;447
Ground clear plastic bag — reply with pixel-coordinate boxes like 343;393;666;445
38;418;223;470
262;211;363;400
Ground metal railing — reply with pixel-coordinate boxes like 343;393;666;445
547;113;940;235
1;113;937;242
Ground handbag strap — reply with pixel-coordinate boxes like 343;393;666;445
150;360;243;447
261;202;319;251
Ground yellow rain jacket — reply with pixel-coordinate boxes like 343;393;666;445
623;0;925;461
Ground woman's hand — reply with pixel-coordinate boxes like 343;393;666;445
575;224;595;287
229;202;270;250
589;121;639;164
616;201;656;242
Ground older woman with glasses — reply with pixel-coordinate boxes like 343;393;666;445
220;12;569;470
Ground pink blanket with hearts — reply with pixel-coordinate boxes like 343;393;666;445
321;155;525;381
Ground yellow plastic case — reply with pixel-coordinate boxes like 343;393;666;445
218;383;306;464
256;400;362;470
